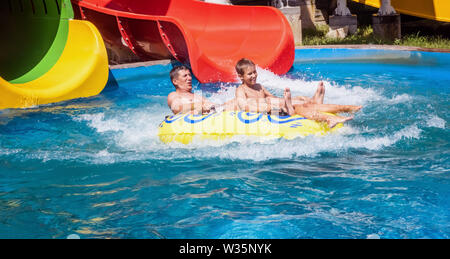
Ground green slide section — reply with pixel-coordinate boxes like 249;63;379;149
0;0;74;83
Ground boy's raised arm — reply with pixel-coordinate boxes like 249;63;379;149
262;86;276;98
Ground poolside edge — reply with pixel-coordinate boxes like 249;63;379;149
297;44;450;53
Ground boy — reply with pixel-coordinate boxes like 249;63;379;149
234;58;362;128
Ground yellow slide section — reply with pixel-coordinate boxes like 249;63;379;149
352;0;450;22
0;20;108;109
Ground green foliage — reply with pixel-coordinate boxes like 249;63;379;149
301;25;450;49
397;32;450;49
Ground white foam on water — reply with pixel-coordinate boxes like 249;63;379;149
69;106;423;163
75;113;126;133
207;83;238;105
0;148;20;156
387;94;413;104
367;233;381;239
19;113;417;164
75;107;166;148
189;124;422;161
197;67;412;108
425;115;446;129
255;67;413;106
93;149;116;164
64;69;420;163
67;234;81;239
61;69;423;164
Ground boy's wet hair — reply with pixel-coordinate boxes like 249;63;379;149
170;65;190;83
235;58;255;76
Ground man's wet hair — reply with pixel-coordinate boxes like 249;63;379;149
235;58;255;76
170;65;190;83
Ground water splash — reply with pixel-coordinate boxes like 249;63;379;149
426;115;446;129
56;67;426;164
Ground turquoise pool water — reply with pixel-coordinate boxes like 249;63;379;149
0;49;448;238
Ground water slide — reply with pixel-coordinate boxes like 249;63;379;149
0;0;108;109
352;0;450;23
71;0;295;83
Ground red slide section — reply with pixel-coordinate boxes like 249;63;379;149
72;0;294;83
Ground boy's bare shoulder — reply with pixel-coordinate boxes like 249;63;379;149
255;83;264;90
257;84;269;91
236;84;245;93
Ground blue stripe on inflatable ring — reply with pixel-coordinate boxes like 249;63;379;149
237;112;263;124
184;113;215;124
164;114;184;124
267;115;306;124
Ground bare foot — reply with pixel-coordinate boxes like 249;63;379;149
327;115;353;128
351;105;363;113
284;87;295;115
338;105;363;113
312;81;325;104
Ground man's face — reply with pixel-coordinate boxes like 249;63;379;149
239;65;257;86
173;69;192;91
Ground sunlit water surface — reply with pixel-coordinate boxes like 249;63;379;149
0;49;448;238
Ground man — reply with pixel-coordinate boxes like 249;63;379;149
167;66;237;114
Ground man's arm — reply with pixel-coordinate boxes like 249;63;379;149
200;96;216;112
168;93;216;114
167;92;182;114
168;93;197;114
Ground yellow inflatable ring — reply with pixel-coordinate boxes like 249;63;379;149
158;111;343;144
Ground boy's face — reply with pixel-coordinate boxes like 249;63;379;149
239;65;257;86
173;69;192;92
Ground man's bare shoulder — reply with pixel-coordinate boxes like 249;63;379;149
168;91;178;98
167;91;179;105
168;91;188;100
